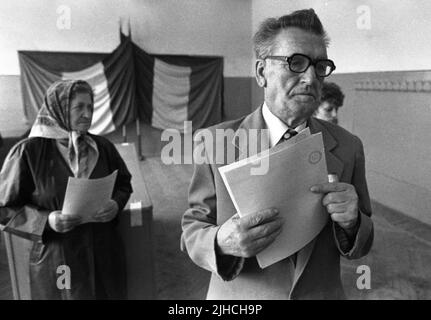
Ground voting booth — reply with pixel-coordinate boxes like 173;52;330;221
0;142;155;300
1;231;32;299
115;143;155;300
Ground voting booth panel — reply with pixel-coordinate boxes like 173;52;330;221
0;142;155;300
1;232;32;299
116;143;155;300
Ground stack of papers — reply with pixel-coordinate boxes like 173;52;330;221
219;131;328;268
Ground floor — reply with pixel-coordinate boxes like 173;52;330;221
340;202;431;299
142;160;210;299
1;126;430;300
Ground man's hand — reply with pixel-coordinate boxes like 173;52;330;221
216;208;283;258
310;182;359;230
48;211;82;233
92;200;119;223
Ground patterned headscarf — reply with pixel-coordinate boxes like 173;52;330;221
30;80;93;134
29;80;97;177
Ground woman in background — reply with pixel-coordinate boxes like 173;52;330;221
313;82;345;125
0;80;132;299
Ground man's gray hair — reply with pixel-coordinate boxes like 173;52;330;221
253;8;330;59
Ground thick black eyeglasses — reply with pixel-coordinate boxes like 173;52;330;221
265;53;336;77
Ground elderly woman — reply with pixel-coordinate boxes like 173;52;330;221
0;80;132;299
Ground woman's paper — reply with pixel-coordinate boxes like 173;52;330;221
62;170;118;222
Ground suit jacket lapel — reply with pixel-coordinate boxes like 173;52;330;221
231;106;269;161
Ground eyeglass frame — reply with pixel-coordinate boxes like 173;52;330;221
264;53;336;77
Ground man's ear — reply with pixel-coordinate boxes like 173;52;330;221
255;59;267;88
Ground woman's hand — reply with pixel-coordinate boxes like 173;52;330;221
93;200;119;223
48;211;82;233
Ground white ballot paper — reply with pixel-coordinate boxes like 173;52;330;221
62;170;118;222
219;133;328;269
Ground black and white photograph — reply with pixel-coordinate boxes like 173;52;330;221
0;0;430;308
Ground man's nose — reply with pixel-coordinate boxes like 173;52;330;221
300;65;319;85
331;109;337;118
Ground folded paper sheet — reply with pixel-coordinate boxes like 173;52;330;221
219;133;328;269
62;170;118;222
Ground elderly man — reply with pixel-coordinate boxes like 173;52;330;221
181;9;373;300
314;82;345;124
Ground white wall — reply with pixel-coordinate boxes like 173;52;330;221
331;71;431;225
129;0;252;77
252;0;431;74
2;1;430;88
0;0;253;134
0;0;252;77
0;0;122;75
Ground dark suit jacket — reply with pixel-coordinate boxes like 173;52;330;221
181;106;374;300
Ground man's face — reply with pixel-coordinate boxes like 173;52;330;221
70;92;93;133
314;101;339;124
262;28;327;127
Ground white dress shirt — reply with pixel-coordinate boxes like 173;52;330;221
261;102;307;148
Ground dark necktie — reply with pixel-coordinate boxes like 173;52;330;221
276;128;298;146
282;128;298;140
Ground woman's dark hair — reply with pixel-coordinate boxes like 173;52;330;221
321;82;345;107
